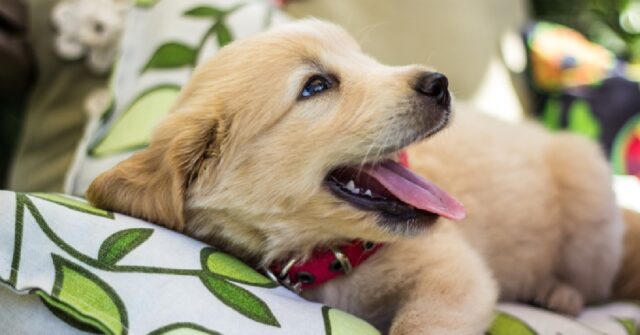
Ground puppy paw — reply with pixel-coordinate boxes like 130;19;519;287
535;282;584;316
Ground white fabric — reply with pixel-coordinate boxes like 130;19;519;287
614;175;640;212
0;191;379;334
0;283;90;335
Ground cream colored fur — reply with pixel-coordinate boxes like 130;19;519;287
614;209;640;299
87;20;635;335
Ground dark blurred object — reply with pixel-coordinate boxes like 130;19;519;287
0;0;32;95
0;0;35;188
524;21;640;178
8;0;108;192
546;78;640;177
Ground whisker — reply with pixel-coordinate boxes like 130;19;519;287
357;135;378;179
370;132;389;170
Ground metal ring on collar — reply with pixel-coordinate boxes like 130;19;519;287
331;248;352;274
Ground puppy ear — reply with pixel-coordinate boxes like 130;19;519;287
86;111;219;231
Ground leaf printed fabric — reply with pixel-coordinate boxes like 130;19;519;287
50;255;129;335
0;190;374;334
200;275;280;327
490;303;640;335
32;193;114;219
202;248;275;287
89;85;181;157
98;229;153;265
321;306;379;335
2;190;640;333
487;312;537;335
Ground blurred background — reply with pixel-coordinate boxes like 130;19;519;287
1;0;639;194
533;0;638;58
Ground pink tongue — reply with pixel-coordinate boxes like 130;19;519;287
362;160;466;220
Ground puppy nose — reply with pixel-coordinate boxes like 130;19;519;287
415;72;450;106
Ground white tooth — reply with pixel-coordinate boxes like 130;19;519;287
354;188;360;194
346;180;356;191
364;189;372;196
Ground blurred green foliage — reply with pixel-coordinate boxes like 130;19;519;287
531;0;640;59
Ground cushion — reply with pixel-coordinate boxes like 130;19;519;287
0;190;379;334
491;303;640;335
1;187;639;334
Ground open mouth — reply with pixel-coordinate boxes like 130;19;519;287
325;158;465;231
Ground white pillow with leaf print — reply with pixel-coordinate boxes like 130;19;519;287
2;190;639;335
65;0;291;195
488;303;640;335
0;190;379;335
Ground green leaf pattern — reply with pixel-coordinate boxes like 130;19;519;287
322;306;380;335
51;255;129;335
38;290;107;334
184;6;224;18
149;322;222;335
142;43;198;72
38;290;105;334
135;0;159;8
615;317;637;335
32;193;114;219
215;22;233;47
200;275;280;327
98;229;153;265
89;85;180;157
142;5;238;74
486;312;537;335
202;248;276;287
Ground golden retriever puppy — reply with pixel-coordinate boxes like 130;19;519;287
87;19;630;334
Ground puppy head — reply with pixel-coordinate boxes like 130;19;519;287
87;19;463;262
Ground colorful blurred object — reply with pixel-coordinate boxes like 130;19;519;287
528;22;616;90
525;21;640;178
613;115;640;177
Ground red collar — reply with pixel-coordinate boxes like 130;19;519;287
264;151;410;292
265;240;384;292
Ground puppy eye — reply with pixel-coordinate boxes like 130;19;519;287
300;75;333;98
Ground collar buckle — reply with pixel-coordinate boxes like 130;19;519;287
262;257;302;293
330;248;352;274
